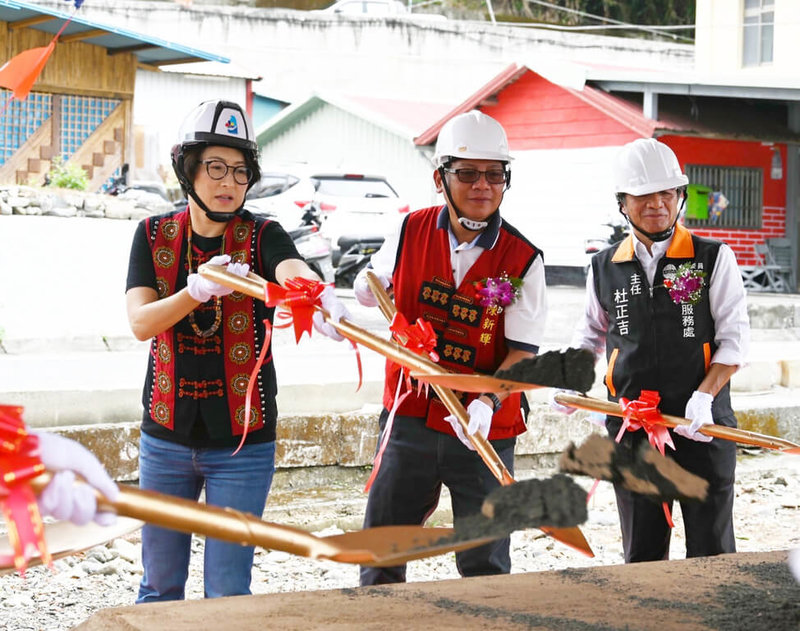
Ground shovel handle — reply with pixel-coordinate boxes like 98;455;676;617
553;392;800;452
29;473;348;561
365;272;516;486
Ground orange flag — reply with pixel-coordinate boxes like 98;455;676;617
0;41;56;101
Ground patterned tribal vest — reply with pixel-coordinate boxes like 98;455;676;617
145;209;267;438
593;224;733;422
386;206;541;440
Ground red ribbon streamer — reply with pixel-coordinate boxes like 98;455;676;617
389;312;440;362
614;390;676;528
231;278;363;456
0;405;50;575
233;320;274;456
264;277;325;343
363;372;411;493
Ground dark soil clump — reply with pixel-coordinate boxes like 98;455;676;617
449;474;588;543
493;347;596;392
559;434;709;502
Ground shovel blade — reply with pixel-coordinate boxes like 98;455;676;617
540;526;594;557
323;525;497;567
0;517;143;574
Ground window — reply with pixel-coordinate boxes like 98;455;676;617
0;89;51;166
743;0;774;66
683;165;763;229
313;175;398;198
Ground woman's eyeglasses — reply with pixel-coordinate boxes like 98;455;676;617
201;160;252;185
442;167;508;185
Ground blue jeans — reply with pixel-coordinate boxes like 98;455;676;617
136;432;275;602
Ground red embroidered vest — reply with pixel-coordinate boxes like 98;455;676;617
147;210;264;436
385;206;539;440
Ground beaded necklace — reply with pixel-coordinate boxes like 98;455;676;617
186;218;224;338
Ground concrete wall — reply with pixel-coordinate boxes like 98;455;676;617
41;0;693;105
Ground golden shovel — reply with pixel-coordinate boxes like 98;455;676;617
197;265;593;557
553;392;800;454
0;473;496;573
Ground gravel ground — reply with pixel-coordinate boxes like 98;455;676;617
2;448;799;630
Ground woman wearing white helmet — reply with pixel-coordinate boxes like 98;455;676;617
352;110;547;584
125;100;349;602
560;137;750;563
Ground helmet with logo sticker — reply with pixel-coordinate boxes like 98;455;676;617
171;100;260;194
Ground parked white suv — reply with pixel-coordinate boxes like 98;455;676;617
246;166;409;254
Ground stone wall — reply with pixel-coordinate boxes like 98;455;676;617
0;185;172;221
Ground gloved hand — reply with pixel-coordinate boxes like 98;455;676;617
312;285;351;342
674;391;714;443
187;254;250;302
444;399;493;451
549;389;578;415
789;548;800;584
353;268;391;307
587;412;607;427
35;432;119;527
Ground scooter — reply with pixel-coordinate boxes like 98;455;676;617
583;221;629;274
333;234;385;288
106;163;171;202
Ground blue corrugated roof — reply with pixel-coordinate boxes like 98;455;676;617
0;0;228;65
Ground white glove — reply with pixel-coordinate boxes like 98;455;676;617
587;412;607;427
549;389;578;415
187;254;251;302
312;285;351;341
789;548;800;584
674;391;714;443
444;399;493;451
35;432;119;527
353;268;391;307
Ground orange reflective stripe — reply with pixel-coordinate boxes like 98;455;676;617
703;342;711;372
605;348;619;397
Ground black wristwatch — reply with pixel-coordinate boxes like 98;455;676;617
481;392;502;413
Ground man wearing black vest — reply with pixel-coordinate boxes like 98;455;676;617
558;138;750;562
353;110;546;584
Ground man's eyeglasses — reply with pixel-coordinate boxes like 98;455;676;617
442;167;508;185
201;160;252;185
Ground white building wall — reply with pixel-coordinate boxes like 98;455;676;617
696;0;800;77
501;146;620;268
55;0;693;105
133;69;247;182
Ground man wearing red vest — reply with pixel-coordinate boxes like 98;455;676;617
353;110;546;584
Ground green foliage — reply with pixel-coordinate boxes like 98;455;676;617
47;157;89;191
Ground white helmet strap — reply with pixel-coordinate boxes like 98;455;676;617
438;164;498;232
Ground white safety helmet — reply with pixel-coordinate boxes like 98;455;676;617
433;110;512;166
613;138;688;196
171;100;260;193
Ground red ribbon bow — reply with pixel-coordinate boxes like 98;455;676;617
389;312;440;362
615;390;676;527
0;405;50;574
264;277;325;343
233;277;362;456
615;390;675;456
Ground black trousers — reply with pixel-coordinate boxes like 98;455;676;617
609;419;737;563
360;409;515;585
